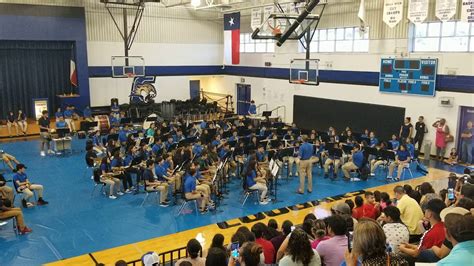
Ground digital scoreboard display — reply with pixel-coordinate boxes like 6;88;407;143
379;58;437;96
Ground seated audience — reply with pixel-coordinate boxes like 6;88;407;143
311;219;330;249
393;186;424;236
175;238;205;266
343;218;408;266
378;206;409;254
279;228;321;266
205;247;226;266
352;196;364;220
271;220;293;258
6;110;18;137
266;219;281;240
361;191;379;219
437;213;474;265
399;199;446;263
315;215;348;266
229;242;263;266
251;222;275;264
13;164;48;208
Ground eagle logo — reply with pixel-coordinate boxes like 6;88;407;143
129;76;157;104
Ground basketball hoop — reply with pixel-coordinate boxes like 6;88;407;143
293;79;306;84
126;73;135;78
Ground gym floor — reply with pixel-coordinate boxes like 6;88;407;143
0;138;465;266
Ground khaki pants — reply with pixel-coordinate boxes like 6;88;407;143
18;120;27;133
388;161;408;179
0;185;14;203
19;184;44;201
298;159;313;192
370;160;386;174
65;118;76;131
249;183;267;201
0;207;26;230
2;153;18;170
7;121;18;136
196;184;211;198
285;156;300;176
185;192;208;210
324;158;341;174
146;183;168;203
101;177;121;196
342;162;358;179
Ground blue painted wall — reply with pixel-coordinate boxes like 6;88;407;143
0;4;89;109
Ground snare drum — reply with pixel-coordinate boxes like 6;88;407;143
95;115;110;134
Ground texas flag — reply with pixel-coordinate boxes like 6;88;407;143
223;12;240;65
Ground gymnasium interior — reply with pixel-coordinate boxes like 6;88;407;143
0;0;473;266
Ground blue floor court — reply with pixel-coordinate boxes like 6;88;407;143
0;138;464;265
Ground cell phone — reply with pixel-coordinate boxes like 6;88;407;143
347;231;354;252
230;242;239;258
448;188;455;201
291;226;296;232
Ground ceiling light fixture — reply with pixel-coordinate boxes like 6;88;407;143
191;0;201;7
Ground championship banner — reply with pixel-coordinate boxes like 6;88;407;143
263;5;274;32
408;0;429;24
461;0;474;23
383;0;404;28
435;0;457;22
251;8;262;31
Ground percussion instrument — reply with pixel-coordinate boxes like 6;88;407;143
95;115;110;134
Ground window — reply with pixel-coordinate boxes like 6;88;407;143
412;21;474;52
240;33;275;53
299;26;369;53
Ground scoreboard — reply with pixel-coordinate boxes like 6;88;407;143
379;58;437;97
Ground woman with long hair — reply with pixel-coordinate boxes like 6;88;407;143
245;160;269;205
378;206;409;254
279;228;321;266
344;219;408;266
229;242;263;266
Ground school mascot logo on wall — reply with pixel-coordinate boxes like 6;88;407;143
129;76;157;104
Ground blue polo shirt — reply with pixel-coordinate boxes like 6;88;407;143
195;170;203;180
92;135;101;146
165;141;174;151
118;130;128;143
183;174;196;193
111;158;122;168
397;150;410;161
299;142;313;160
152;143;162;155
407;143;415;158
155;164;168;181
369;137;378;147
389;140;400;150
200;121;207;129
352;151;364;168
163;160;171;170
248;104;256;115
124;154;134;166
100;163;110;173
63;109;73;118
218;149;228;159
246;170;257;188
13;172;28;185
193;144;203;156
83;108;92;118
211;139;220;147
256;151;265;162
55;111;63;119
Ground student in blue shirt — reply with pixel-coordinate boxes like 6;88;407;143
55;116;68;129
369;131;378;147
298;136;314;194
229;131;239;142
151;138;163;156
341;144;365;181
13;164;49;208
99;157;123;199
192;139;204;157
143;160;169;207
118;127;128;145
387;144;411;181
183;168;210;213
155;156;181;193
405;137;415;159
284;141;300;177
248;100;257;116
165;136;175;152
200;120;207;129
63;106;76;132
83;105;93;121
389;134;400;151
111;151;134;193
190;161;212;198
245;160;269;205
173;129;185;143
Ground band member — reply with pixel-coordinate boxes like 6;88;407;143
370;143;388;176
63;105;76;132
100;157;123;199
245;160;269;205
184;168;210;213
155;156;180;193
17;109;27;135
13;164;49;208
55;116;68;129
341;144;365;181
323;143;341;179
387;144;411;181
143;160;169;207
6;111;18;137
92;130;106;155
111;151;134;193
284;141;300;177
38;110;53;156
298;136;313;194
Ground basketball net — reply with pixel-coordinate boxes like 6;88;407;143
126;73;135;78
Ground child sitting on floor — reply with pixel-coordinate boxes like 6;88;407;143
443;148;458;166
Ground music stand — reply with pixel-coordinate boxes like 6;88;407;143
262;111;272;118
146;116;157;122
55;128;71;155
120;118;131;125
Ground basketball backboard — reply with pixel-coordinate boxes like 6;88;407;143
111;56;145;78
289;59;319;86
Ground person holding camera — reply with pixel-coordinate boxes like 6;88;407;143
432;118;449;161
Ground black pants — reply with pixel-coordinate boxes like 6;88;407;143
414;135;424;151
118;173;133;190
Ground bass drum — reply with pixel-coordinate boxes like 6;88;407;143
95;115;110;134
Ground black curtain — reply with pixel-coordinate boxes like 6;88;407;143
0;40;73;118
